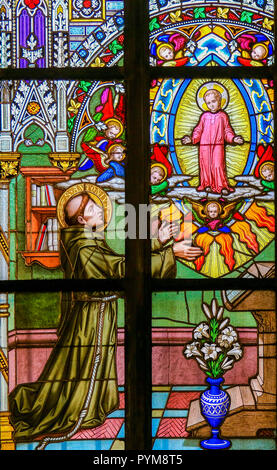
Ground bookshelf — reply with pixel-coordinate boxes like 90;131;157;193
20;167;74;269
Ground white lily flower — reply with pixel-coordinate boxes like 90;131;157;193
211;298;218;317
218;326;237;348
184;341;201;358
216;306;224;321
221;357;234;370
193;322;210;340
201;343;222;361
218;318;229;331
227;342;242;360
222;326;237;343
202;303;211;320
114;83;125;94
196;357;208;370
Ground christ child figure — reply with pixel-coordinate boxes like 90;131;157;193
181;88;244;195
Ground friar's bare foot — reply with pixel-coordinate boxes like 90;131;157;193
205;186;211;193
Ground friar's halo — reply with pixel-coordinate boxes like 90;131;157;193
57;183;113;230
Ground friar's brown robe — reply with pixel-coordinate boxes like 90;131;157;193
9;225;176;441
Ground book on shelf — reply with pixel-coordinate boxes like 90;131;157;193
31;184;56;207
31;184;37;206
52;218;59;251
35;222;48;251
47;218;53;251
40;185;47;206
35;218;59;251
45;184;56;206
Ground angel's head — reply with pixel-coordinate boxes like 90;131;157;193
157;43;175;61
104;118;124;140
260;162;274;181
106;144;126;163
150;163;167;185
204;201;222;219
251;43;268;61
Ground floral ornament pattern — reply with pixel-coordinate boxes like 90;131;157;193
27;101;41;115
183;298;243;378
0;160;20;180
169;10;182;23
263;17;274;30
67;81;94;133
72;0;103;19
217;7;229;19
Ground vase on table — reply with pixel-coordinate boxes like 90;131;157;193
200;377;231;450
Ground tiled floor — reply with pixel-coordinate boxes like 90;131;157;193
152;385;203;450
16;385;276;451
152;386;276;451
16;387;125;451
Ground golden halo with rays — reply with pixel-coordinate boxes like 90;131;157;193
196;81;229;111
57;183;113;230
150;162;168;182
105;118;124;137
174;78;251;188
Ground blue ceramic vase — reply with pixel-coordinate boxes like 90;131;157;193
200;377;231;450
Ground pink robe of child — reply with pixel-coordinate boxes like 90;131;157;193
192;110;235;193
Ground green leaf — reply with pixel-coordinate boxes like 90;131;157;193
67;116;76;133
210;318;219;342
240;11;253;23
79;81;92;92
149;18;160;31
92;112;103;123
194;7;206;19
109;40;123;54
218;353;225;363
83;127;98;142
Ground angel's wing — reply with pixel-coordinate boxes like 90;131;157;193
221;201;239;221
81;142;108;173
184;198;206;222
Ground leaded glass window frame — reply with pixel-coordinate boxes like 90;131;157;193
0;0;276;451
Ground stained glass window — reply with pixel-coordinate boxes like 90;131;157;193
0;79;126;280
150;78;274;278
0;0;276;457
0;0;124;68
152;289;276;450
7;290;125;450
149;0;274;67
